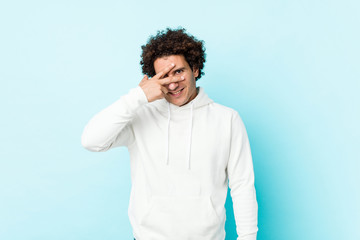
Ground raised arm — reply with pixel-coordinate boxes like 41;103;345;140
227;112;258;240
81;86;148;151
81;63;184;152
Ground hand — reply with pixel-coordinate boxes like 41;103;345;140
139;63;185;103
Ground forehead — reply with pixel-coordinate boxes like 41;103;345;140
153;55;189;73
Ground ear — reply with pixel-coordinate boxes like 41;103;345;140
192;67;199;78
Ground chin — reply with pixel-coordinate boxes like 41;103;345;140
172;99;185;106
173;101;183;106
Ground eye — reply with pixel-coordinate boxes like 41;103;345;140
175;69;183;74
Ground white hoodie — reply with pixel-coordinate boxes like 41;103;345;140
81;86;258;240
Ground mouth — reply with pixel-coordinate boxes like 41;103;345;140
169;88;184;97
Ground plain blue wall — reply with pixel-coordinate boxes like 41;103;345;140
1;0;359;239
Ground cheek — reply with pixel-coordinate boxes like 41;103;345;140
183;74;193;83
180;73;194;87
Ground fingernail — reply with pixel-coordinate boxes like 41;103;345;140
181;76;184;79
171;63;175;66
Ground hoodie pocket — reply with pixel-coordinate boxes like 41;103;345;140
139;195;221;238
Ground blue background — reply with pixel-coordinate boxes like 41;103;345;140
1;0;359;239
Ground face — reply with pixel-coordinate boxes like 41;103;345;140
154;55;199;107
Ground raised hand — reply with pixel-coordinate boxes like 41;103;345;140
139;63;185;102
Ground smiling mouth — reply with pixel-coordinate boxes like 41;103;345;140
169;88;184;96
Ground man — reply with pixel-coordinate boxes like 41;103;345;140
81;28;258;240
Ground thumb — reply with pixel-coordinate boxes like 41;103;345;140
140;75;148;85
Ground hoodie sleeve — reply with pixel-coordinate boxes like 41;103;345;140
227;112;258;240
81;86;148;152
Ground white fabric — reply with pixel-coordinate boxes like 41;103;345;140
81;86;258;240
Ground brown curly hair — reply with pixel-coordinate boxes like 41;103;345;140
140;27;206;81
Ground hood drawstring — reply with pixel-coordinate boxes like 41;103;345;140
165;101;194;170
187;101;194;169
165;102;171;165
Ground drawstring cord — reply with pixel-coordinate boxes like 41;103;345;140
187;101;194;169
166;102;171;165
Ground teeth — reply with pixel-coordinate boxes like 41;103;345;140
172;89;182;94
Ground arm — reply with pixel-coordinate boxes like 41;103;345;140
81;86;148;151
227;112;258;240
81;63;184;152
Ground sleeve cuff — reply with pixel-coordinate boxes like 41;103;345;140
132;86;149;104
115;86;149;116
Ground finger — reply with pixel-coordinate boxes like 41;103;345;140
161;85;169;95
141;75;148;82
159;75;185;85
154;63;175;79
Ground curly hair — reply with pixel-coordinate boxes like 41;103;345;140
140;27;206;81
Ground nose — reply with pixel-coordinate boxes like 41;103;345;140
168;82;178;91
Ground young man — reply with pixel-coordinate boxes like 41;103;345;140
81;28;258;240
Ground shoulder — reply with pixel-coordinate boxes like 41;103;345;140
209;102;248;133
210;102;241;119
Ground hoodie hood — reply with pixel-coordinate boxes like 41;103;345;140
151;86;213;169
